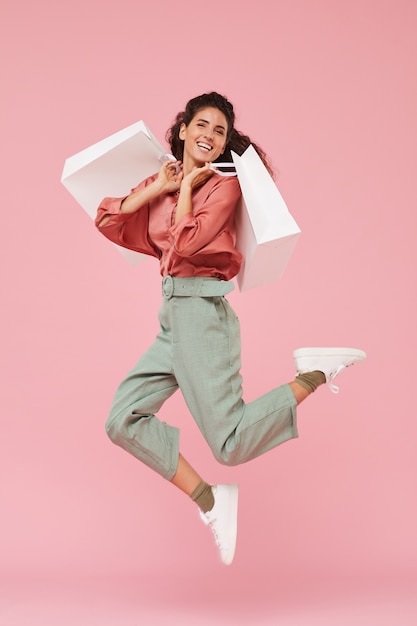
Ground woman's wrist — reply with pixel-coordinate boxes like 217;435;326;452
178;180;192;196
151;177;168;196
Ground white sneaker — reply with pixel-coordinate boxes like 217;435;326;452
199;484;238;565
293;347;366;394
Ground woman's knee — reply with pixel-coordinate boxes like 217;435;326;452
105;409;132;444
105;410;150;445
210;444;241;467
105;413;122;443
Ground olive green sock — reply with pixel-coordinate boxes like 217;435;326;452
295;370;326;394
191;480;215;513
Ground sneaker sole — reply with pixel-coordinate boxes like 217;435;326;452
224;484;239;566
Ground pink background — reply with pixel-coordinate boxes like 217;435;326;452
1;0;416;623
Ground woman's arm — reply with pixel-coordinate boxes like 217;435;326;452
174;164;214;225
98;160;183;227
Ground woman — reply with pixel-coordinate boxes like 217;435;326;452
95;92;365;565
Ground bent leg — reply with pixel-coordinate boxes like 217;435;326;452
172;296;298;466
106;305;180;480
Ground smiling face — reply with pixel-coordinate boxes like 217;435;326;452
179;107;228;171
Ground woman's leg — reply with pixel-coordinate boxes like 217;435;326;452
168;384;309;503
171;295;303;466
170;382;309;496
170;453;203;496
288;381;311;404
105;301;183;480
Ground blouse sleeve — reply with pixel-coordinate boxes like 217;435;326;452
169;176;241;257
95;176;160;258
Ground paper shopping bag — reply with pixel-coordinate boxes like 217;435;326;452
61;120;168;264
231;145;301;291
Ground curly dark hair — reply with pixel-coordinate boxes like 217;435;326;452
166;92;273;175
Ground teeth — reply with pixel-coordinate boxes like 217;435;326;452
197;142;211;151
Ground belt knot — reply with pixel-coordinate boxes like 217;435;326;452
162;275;175;299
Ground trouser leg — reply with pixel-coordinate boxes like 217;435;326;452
105;301;180;480
171;295;298;466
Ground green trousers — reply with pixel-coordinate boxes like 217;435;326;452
105;277;298;480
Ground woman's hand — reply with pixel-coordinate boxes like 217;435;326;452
118;161;183;217
181;163;214;192
156;160;184;194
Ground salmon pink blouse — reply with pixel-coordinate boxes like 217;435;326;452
95;173;243;281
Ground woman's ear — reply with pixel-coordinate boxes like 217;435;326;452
179;123;186;140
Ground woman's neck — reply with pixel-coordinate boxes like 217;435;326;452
182;154;205;177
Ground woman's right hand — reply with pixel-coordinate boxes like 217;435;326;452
156;160;184;194
119;161;183;215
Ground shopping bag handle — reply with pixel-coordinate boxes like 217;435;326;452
209;163;238;177
160;153;181;173
160;154;237;177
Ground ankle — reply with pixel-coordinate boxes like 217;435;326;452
190;480;215;513
294;371;326;394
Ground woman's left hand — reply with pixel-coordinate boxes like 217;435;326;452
174;164;215;224
181;163;215;192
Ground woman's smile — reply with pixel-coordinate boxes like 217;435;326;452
196;141;213;153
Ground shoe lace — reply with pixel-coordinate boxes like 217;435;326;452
327;365;345;394
200;511;222;548
208;523;221;547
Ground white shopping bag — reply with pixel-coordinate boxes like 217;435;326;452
231;145;301;291
61;120;170;264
